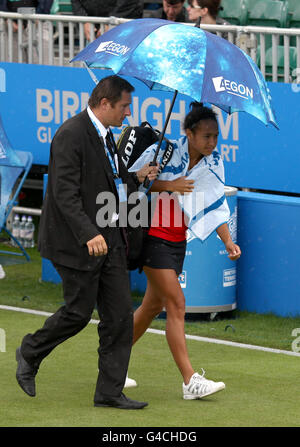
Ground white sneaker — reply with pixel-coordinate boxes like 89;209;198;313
124;374;137;388
0;265;5;280
183;369;225;400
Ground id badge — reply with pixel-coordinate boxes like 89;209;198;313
114;178;127;203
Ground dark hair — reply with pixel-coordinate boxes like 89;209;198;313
188;0;222;19
88;75;134;108
183;102;217;131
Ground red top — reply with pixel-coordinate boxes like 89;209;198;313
148;192;188;242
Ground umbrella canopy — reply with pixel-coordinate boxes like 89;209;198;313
72;18;278;129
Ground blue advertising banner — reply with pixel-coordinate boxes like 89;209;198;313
0;62;299;193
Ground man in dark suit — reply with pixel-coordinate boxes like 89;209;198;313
16;75;158;410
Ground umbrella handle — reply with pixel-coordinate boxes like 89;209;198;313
143;90;178;188
143;160;158;189
143;17;201;190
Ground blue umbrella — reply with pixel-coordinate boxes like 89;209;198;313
72;18;278;128
72;18;278;184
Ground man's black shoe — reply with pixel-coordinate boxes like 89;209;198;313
16;347;38;397
94;392;148;410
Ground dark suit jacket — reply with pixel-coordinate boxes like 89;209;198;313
38;109;137;271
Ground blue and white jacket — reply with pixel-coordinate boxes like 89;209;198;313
130;136;230;242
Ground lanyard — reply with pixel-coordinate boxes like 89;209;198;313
90;118;119;177
90;118;127;203
104;140;119;178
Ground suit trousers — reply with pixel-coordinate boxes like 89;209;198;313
21;229;133;399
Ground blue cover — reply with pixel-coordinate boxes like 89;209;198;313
72;18;278;129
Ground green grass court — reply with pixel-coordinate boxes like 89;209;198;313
1;309;300;427
0;244;300;427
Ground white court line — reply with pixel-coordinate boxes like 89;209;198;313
1;304;300;358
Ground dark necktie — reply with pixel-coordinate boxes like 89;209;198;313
105;131;119;178
105;131;115;158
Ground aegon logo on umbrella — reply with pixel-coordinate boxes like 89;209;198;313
212;76;254;100
95;40;131;56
